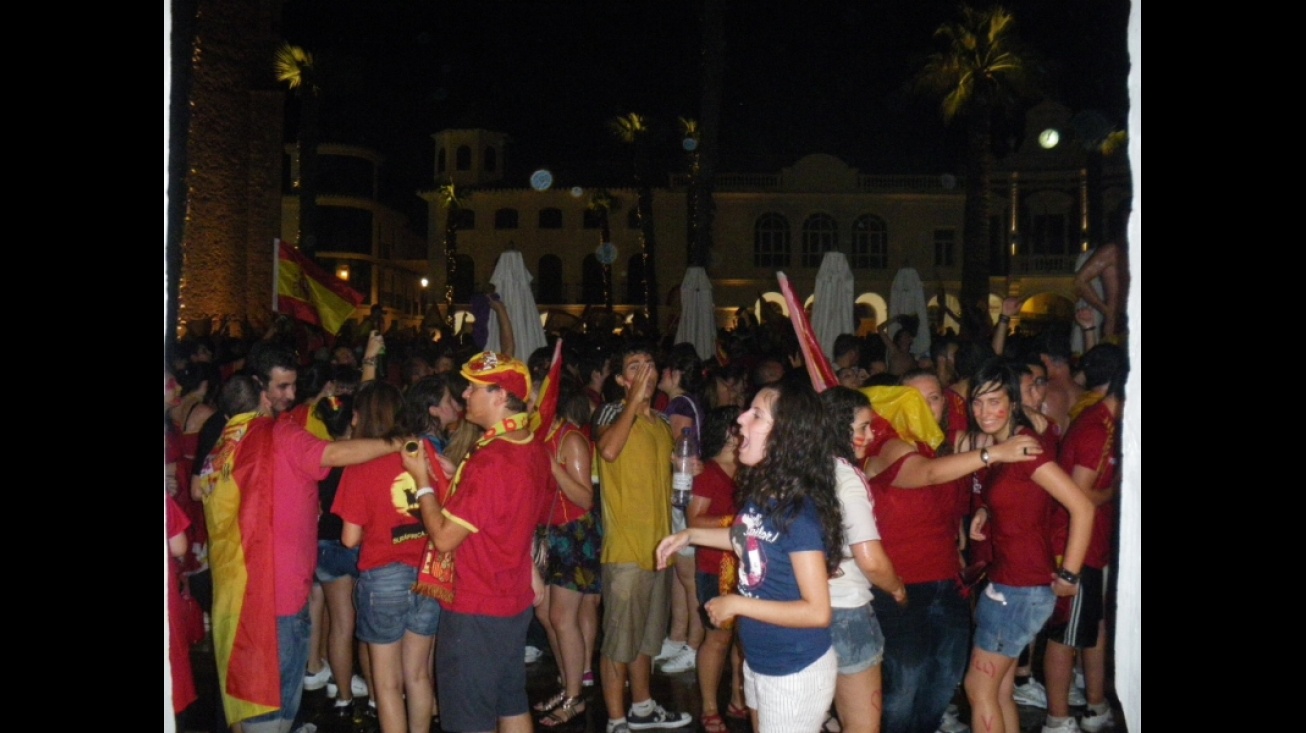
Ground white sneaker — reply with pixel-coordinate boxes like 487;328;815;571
525;645;545;664
937;704;971;733
1079;708;1115;732
659;644;696;674
303;664;332;691
326;674;368;698
1013;679;1048;708
1040;717;1081;733
653;637;681;661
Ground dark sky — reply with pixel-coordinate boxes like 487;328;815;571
280;0;1132;226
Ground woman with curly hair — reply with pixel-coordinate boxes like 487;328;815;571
657;378;844;733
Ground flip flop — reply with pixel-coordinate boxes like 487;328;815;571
726;702;749;720
539;696;585;728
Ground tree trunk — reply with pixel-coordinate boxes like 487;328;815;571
960;100;994;339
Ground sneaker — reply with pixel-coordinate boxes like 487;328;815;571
327;674;369;698
938;704;971;733
627;701;692;730
1013;679;1048;708
303;664;332;691
653;637;681;661
1079;708;1115;732
525;645;545;664
582;670;596;687
659;644;696;674
331;699;354;718
1041;717;1081;733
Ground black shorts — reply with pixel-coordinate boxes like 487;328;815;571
1048;566;1105;648
437;608;532;731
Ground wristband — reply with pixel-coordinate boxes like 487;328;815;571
414;487;435;500
362;357;378;366
1055;567;1080;585
1082;326;1097;332
980;447;991;466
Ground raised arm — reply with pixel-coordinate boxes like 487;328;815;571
990;297;1021;355
488;295;515;359
866;435;1042;489
360;331;384;383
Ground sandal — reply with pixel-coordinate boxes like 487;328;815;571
701;712;728;733
533;689;568;713
539;696;585;727
725;702;748;720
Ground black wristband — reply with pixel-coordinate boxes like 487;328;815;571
1056;567;1080;585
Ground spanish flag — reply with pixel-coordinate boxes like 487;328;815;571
197;412;280;724
275;239;364;335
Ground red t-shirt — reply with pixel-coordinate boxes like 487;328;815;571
945;390;969;441
443;434;551;616
333;453;429;571
980;427;1058;587
1054;400;1118;569
693;460;737;576
868;444;967;584
271;417;330;615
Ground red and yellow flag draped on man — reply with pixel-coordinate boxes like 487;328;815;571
197;412;280;724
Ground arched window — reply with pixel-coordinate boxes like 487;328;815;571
753;213;790;267
455;145;471;171
581;254;606;305
850;215;887;269
437;148;447;173
539;208;563;229
801;213;837;267
484;146;498;172
537;255;563;304
495;208;519;230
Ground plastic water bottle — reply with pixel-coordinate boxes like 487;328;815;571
672;427;697;508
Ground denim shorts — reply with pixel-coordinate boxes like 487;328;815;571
973;582;1055;658
831;603;885;674
315;540;360;583
243;605;310;732
355;563;441;644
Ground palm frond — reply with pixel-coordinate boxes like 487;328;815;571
274;42;315;90
609;112;647;143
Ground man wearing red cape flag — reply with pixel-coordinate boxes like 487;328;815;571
198;346;402;732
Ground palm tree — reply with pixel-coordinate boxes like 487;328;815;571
274;42;323;256
435;183;464;324
610;112;659;326
917;6;1031;338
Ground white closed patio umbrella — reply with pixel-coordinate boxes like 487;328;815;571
674;266;716;361
812;252;854;363
487;250;547;360
890;265;931;359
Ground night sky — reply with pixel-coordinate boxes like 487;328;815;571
279;0;1133;227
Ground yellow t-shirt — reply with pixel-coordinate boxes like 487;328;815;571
596;404;674;570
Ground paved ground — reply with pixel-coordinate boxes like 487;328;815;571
179;636;1128;733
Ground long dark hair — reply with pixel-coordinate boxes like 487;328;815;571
404;374;454;436
736;380;845;573
353;382;405;441
819;386;870;464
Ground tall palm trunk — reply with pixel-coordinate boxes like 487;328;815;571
960;96;994;338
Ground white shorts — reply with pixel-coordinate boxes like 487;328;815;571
743;646;837;733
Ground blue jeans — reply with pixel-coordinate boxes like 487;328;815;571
242;604;311;733
872;580;971;733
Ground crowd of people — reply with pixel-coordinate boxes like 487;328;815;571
165;292;1128;733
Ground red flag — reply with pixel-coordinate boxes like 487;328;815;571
778;273;837;392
